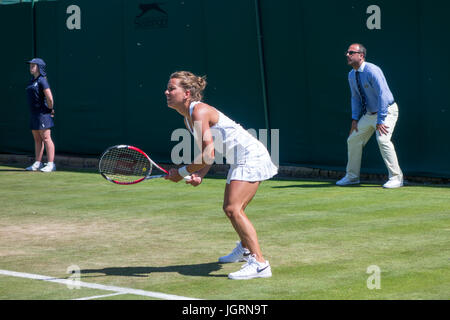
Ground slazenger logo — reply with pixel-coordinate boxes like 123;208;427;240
134;2;168;29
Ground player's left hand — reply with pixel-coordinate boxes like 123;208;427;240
185;173;202;187
376;123;390;135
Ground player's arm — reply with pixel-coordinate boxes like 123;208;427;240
184;164;211;187
166;104;215;182
182;117;213;178
194;165;212;179
182;104;215;174
182;111;213;186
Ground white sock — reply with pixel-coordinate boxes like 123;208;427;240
34;161;41;166
47;162;54;166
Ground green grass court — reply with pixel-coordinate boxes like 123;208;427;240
0;165;449;300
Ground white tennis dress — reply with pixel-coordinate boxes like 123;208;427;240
185;101;278;184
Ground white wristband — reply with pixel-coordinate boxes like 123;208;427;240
178;166;190;178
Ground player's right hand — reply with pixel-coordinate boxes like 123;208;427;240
165;168;184;183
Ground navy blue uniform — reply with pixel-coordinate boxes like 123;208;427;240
26;75;54;130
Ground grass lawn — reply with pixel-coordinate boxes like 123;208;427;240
0;165;449;300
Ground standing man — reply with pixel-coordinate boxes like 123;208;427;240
337;43;403;188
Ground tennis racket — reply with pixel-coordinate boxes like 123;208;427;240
99;145;190;185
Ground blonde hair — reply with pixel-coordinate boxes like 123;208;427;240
170;71;207;101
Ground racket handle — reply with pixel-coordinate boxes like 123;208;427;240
183;175;192;181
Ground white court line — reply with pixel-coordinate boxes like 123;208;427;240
0;269;201;300
73;292;126;300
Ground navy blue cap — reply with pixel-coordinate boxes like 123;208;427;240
27;58;47;77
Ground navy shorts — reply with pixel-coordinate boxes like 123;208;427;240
30;113;54;130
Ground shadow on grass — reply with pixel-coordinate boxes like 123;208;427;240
0;163;98;174
272;182;380;188
81;262;227;278
2;163;448;188
272;181;450;189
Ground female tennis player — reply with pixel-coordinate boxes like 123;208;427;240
164;71;278;280
25;58;56;172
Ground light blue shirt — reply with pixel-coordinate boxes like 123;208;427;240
348;62;395;124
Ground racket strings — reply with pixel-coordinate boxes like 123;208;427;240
100;147;152;183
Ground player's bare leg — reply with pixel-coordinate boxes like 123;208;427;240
223;180;265;263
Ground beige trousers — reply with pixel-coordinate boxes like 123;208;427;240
346;103;403;181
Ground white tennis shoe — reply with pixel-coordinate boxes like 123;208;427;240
383;177;403;189
336;176;360;186
228;254;272;280
26;162;43;171
40;162;56;172
218;241;251;263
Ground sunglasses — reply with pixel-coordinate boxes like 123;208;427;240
346;51;362;56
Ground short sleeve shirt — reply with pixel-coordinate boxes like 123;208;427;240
26;76;51;114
